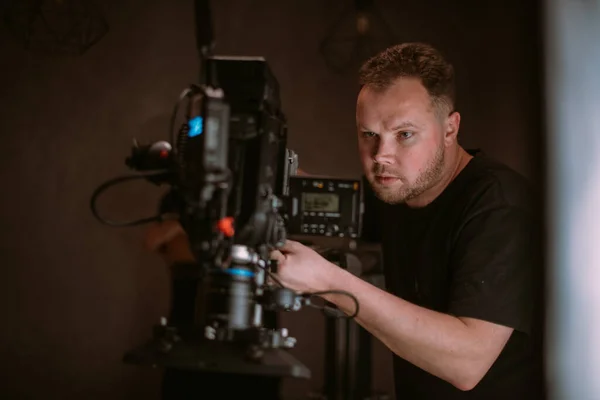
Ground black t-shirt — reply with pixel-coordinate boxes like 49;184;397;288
363;150;544;399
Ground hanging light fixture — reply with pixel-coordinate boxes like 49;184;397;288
4;0;109;56
319;0;397;74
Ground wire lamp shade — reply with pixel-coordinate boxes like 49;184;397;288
4;0;108;56
319;0;397;74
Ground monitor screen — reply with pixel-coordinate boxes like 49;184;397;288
302;192;340;213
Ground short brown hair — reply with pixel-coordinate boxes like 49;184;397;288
358;42;455;115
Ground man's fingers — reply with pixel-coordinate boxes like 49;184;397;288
144;220;186;253
270;249;285;264
144;220;196;263
296;168;310;176
279;239;302;253
160;236;195;263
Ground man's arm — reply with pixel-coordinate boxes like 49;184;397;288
319;264;513;391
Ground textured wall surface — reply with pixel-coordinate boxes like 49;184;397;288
0;0;542;398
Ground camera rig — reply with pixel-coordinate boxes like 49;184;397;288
89;0;361;384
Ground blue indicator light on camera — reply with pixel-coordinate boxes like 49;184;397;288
225;268;255;278
188;116;203;137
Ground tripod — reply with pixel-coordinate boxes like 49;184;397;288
120;261;310;400
315;247;391;400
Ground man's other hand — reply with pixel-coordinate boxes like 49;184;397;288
144;220;195;264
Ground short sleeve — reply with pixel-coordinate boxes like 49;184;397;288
448;205;536;335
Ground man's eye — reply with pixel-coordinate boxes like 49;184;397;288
362;131;376;138
399;131;414;139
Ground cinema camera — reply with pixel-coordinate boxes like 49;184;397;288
89;0;363;382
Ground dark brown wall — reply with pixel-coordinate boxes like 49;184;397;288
0;0;542;399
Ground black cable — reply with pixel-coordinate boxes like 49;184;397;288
255;261;360;319
256;261;285;288
90;173;167;227
170;87;194;153
304;290;360;319
267;271;286;288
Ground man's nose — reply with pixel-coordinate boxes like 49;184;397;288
373;136;396;165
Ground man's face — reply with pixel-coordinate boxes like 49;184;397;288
356;78;448;204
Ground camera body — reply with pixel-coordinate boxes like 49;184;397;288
93;54;364;382
88;2;369;396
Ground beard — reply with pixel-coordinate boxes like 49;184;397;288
369;143;446;205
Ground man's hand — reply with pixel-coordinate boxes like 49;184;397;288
144;220;195;264
270;240;338;294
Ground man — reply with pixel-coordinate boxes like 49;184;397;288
146;42;543;399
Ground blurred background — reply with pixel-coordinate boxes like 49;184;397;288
0;0;563;398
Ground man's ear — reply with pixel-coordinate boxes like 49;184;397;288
444;111;461;146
